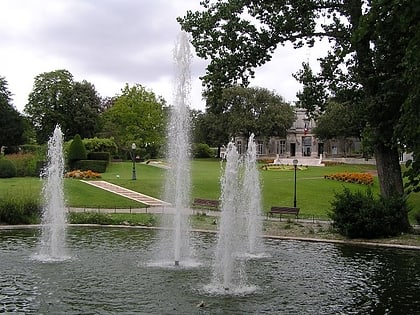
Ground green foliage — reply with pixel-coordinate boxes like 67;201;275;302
0;158;17;178
5;153;38;177
100;83;166;156
67;134;87;168
329;188;412;239
0;194;41;224
24;69;101;143
82;137;118;155
221;86;295;139
313;101;361;141
68;212;156;226
68;212;114;225
73;160;108;173
0;76;26;148
87;152;110;161
193;143;213;158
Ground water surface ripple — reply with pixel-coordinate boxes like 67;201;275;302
1;227;420;314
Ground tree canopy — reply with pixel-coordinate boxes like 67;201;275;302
220;86;294;139
0;76;25;149
178;0;420;197
100;84;167;158
24;69;102;143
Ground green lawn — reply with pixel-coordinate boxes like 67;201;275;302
0;159;419;221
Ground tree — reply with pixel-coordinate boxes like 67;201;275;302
220;86;294;139
313;100;363;156
100;84;167;158
0;76;25;149
178;0;419;198
67;80;102;139
24;69;102;143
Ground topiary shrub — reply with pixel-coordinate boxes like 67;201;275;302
0;158;17;178
329;187;412;238
67;134;87;169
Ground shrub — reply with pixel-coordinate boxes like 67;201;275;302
0;194;41;224
5;153;38;177
82;137;118;156
193;143;213;158
68;212;114;225
0;158;17;178
67;134;87;169
87;151;110;161
73;160;108;173
329;187;411;238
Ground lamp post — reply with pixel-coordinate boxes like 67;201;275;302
131;143;137;180
293;159;298;207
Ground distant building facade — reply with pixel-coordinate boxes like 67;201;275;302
232;108;363;160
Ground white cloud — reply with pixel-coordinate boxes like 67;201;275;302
0;0;329;113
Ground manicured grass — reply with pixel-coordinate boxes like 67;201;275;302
1;159;419;221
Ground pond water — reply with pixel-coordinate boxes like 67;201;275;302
1;227;420;314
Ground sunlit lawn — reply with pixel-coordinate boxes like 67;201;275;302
0;159;418;221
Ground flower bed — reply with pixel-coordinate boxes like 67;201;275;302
261;164;308;171
324;172;373;185
64;169;101;179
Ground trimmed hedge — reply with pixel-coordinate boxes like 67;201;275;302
73;160;108;173
87;151;110;161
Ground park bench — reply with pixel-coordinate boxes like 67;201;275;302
268;206;300;220
192;198;220;211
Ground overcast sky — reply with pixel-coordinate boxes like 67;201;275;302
0;0;329;113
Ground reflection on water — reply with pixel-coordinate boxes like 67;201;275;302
1;227;420;314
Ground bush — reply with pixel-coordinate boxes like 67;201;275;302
0;159;17;178
82;137;118;156
67;134;87;169
5;153;38;177
193;143;213;158
0;194;41;224
329;187;411;238
73;160;108;173
68;212;114;225
87;151;110;161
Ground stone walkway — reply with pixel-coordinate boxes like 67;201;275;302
80;180;170;207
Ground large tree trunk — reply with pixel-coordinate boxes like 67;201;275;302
374;142;404;197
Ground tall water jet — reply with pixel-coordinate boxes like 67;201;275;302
161;31;193;266
211;142;246;290
242;133;264;255
38;125;68;260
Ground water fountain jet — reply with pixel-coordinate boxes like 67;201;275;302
157;31;193;267
36;125;68;261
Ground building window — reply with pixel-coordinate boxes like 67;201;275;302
257;141;263;155
275;140;286;155
237;140;242;155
